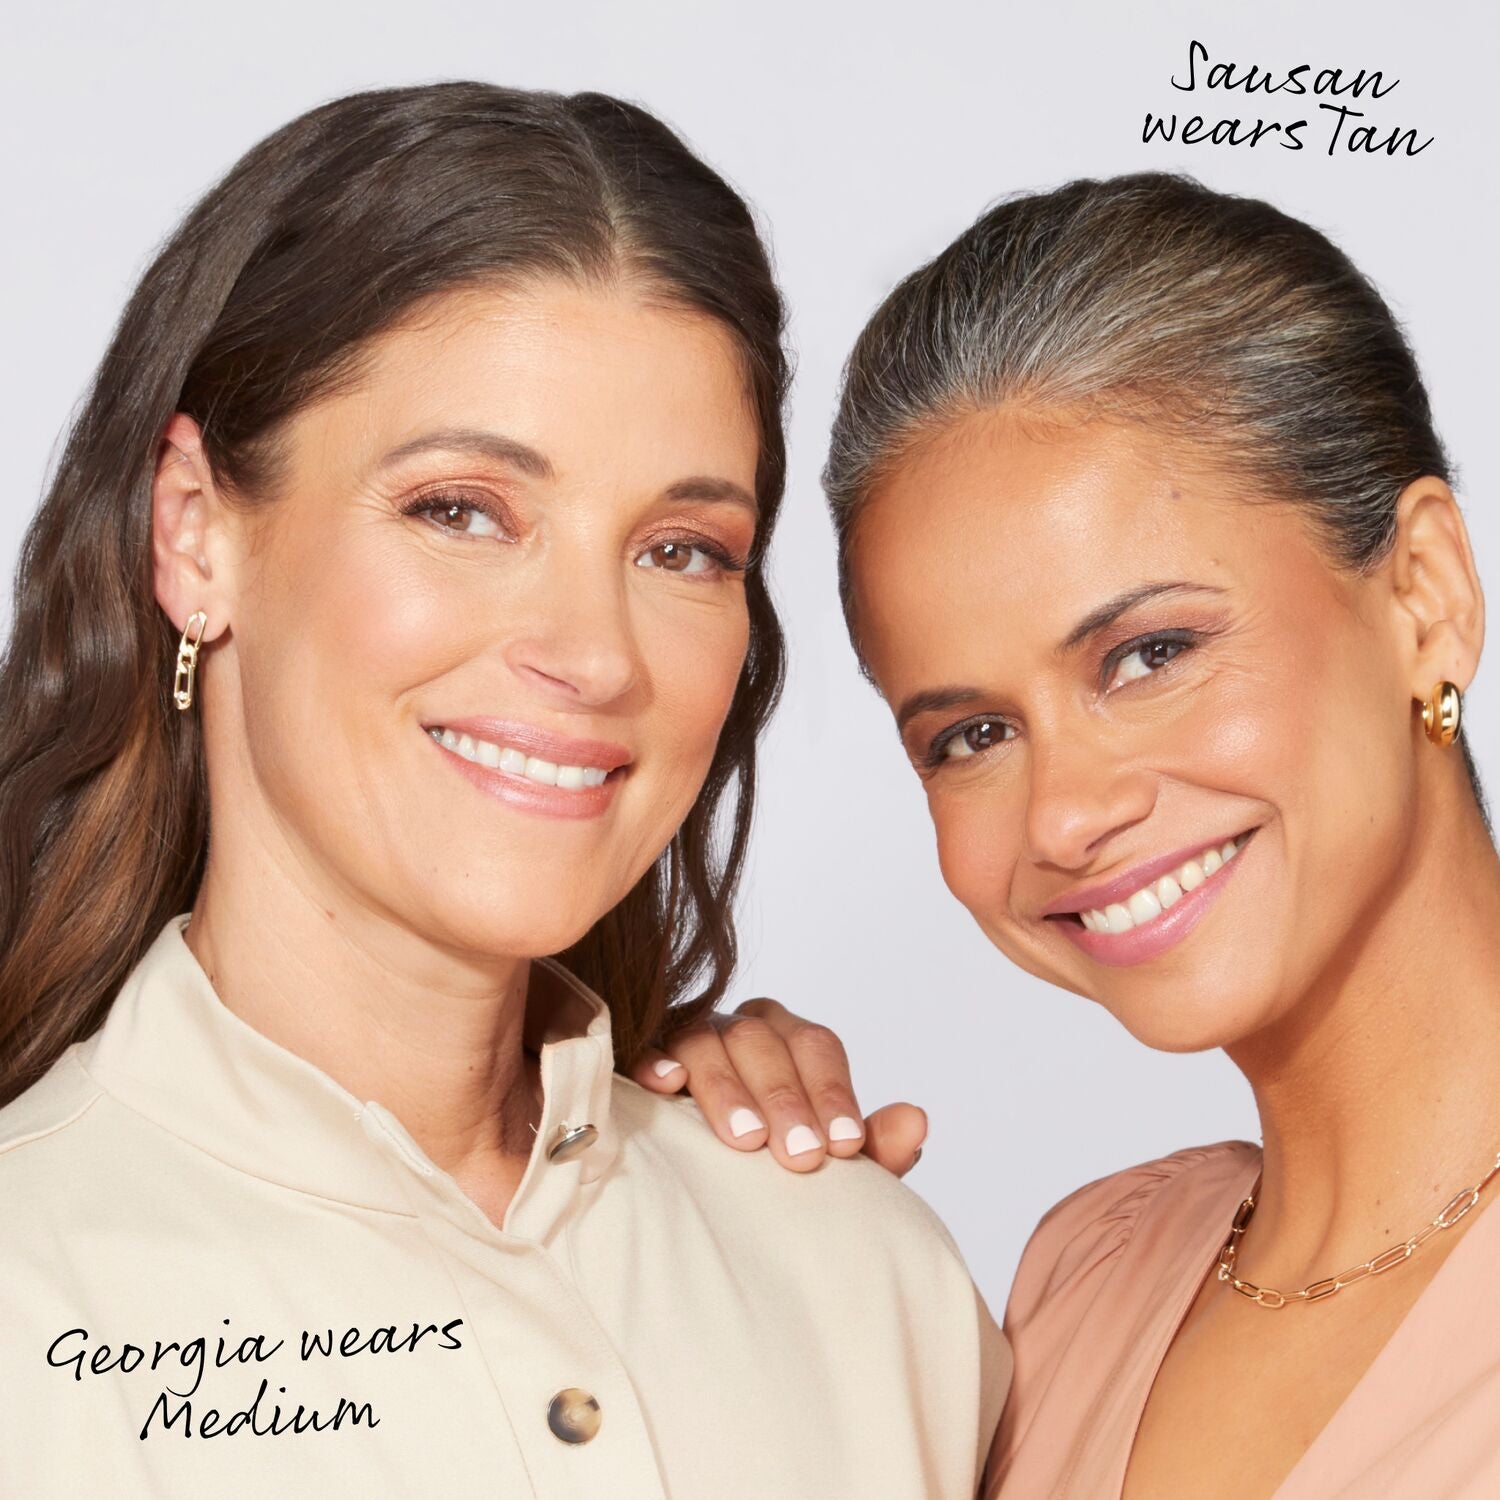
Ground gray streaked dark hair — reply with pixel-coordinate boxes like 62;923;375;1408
822;170;1486;827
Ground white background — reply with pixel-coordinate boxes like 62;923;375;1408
6;0;1496;1311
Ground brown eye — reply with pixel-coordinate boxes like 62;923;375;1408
431;503;470;530
403;493;509;539
1111;635;1194;687
635;541;715;575
944;720;1008;760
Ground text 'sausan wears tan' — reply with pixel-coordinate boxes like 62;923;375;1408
0;913;1011;1498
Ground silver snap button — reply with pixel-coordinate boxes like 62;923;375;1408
547;1122;598;1163
547;1387;602;1443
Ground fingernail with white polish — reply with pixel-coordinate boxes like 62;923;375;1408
786;1124;822;1156
829;1116;863;1142
652;1058;685;1078
729;1107;766;1138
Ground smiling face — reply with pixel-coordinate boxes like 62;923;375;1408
208;278;760;959
848;408;1422;1052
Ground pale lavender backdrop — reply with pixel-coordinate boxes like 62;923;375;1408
5;0;1494;1312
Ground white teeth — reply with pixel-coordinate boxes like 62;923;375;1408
428;727;614;791
525;756;559;786
1078;832;1252;936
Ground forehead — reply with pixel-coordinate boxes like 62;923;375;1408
292;278;759;478
848;409;1311;685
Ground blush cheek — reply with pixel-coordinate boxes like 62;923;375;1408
1192;693;1295;790
642;605;749;827
333;572;447;695
241;524;449;855
931;795;1017;929
252;500;447;717
311;548;451;772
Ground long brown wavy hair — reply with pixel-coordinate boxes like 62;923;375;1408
0;81;789;1108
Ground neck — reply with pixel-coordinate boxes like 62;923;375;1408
1225;785;1500;1281
186;856;544;1191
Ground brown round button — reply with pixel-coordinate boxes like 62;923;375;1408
547;1123;598;1163
547;1387;602;1443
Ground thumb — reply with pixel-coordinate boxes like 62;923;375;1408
861;1102;928;1178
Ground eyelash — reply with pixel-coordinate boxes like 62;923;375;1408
1100;629;1201;691
400;490;516;538
922;629;1205;769
399;491;749;576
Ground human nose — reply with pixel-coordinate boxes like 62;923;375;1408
502;547;640;709
1021;722;1155;872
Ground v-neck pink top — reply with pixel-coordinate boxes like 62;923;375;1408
982;1140;1500;1499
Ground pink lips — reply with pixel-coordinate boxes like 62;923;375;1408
1049;828;1258;968
425;717;631;772
422;717;631;822
1040;827;1257;916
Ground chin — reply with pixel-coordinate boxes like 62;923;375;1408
404;881;628;964
1095;981;1284;1054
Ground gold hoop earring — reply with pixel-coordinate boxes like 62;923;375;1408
173;610;209;711
1419;680;1463;748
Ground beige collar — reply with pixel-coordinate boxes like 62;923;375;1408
79;912;621;1238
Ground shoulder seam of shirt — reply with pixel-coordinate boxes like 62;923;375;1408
0;1054;104;1156
65;1053;421;1221
1036;1135;1259;1236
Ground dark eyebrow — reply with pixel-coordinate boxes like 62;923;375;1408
893;581;1227;737
373;427;554;479
895;686;985;737
373;429;756;514
662;476;759;516
1054;581;1227;657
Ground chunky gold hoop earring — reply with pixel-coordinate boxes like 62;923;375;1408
1419;680;1463;748
173;610;209;712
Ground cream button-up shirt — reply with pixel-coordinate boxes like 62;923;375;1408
1;912;1011;1497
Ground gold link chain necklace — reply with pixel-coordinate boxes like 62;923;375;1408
1216;1149;1500;1308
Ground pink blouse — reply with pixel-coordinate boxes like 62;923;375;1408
983;1140;1500;1498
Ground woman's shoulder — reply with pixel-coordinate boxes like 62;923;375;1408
1004;1139;1261;1330
610;1073;1014;1463
608;1075;1003;1295
0;1046;104;1164
0;1046;115;1240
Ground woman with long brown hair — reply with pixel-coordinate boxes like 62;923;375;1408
0;81;1008;1497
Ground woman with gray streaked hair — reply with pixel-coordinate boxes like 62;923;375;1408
657;170;1500;1497
834;170;1500;1498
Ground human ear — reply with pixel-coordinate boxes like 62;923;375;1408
1386;476;1485;697
151;412;234;644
